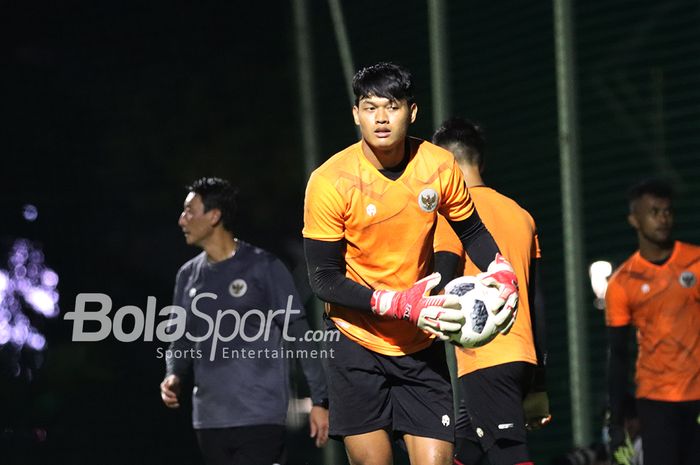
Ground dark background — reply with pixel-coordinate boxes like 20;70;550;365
2;1;699;464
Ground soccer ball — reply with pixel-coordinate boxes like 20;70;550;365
444;275;516;348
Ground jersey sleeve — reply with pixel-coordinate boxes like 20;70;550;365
166;265;195;378
433;214;464;255
266;256;329;405
438;158;475;222
267;257;305;321
302;171;346;241
605;275;632;327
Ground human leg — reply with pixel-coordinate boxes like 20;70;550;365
458;362;533;465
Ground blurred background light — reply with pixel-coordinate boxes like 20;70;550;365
0;236;60;378
22;204;38;222
589;260;613;310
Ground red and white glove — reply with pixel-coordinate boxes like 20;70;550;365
477;254;519;334
370;273;464;340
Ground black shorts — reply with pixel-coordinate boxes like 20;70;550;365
195;425;286;465
637;398;700;465
325;320;454;442
455;362;533;464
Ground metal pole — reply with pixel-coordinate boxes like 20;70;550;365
427;0;460;415
553;0;591;447
293;3;344;463
293;0;321;179
428;0;451;128
328;0;355;106
328;0;361;139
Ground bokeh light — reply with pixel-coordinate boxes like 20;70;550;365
22;204;38;222
0;238;60;377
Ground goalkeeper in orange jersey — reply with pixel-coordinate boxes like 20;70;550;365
605;179;700;465
302;62;517;465
432;118;548;465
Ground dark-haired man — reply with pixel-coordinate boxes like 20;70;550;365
605;179;700;465
303;63;518;465
160;177;329;465
432;118;548;465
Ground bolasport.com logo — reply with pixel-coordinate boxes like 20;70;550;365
63;293;338;361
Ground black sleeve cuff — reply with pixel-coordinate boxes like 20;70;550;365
312;399;329;409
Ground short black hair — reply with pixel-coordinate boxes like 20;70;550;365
627;178;673;211
432;117;485;170
352;62;415;106
186;177;238;232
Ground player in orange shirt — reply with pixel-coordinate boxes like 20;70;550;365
303;63;518;465
432;118;548;465
605;179;700;465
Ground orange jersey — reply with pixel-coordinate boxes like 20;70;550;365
303;138;475;356
434;187;541;377
605;241;700;402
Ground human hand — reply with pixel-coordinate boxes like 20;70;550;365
523;391;552;431
309;405;329;447
371;273;464;339
160;374;181;409
477;254;519;334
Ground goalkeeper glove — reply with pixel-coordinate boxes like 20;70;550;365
523;391;552;431
371;273;464;340
608;424;635;465
477;253;519;334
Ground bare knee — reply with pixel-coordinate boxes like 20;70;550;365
344;430;393;465
404;434;454;465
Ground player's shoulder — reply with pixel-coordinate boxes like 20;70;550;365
311;142;363;179
474;187;536;226
503;193;536;227
178;251;207;275
410;139;459;183
477;187;525;209
676;241;700;256
239;241;292;276
238;240;276;266
674;241;700;266
413;138;454;164
608;253;638;284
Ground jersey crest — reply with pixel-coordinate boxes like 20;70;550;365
679;271;696;288
418;188;439;212
228;278;248;297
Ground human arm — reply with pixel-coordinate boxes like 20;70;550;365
608;326;632;427
431;214;464;293
448;214;518;320
524;258;551;429
432;251;461;293
604;273;635;464
161;267;194;407
608;326;633;463
269;258;329;447
304;238;373;310
285;313;330;447
448;211;499;272
304;238;463;338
